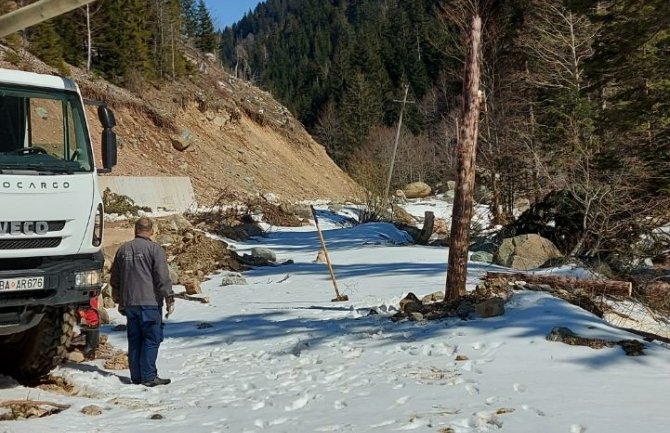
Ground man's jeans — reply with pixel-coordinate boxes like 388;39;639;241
124;306;163;383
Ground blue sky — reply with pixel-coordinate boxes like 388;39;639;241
204;0;264;29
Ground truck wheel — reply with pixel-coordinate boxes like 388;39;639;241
0;307;76;381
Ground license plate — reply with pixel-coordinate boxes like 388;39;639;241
0;277;45;291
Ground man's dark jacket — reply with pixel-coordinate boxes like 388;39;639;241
110;235;173;307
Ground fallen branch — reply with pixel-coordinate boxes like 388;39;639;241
485;272;632;297
174;292;210;304
0;400;70;410
546;327;645;356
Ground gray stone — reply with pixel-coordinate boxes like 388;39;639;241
171;129;195;151
494;234;563;270
250;247;276;262
421;291;445;304
67;351;85;363
155;233;177;246
184;280;202;295
470;251;494;263
399;293;423;314
408;312;425;322
81;405;103;416
279;203;313;220
392;205;416;226
220;272;247;286
168;264;180;285
475;298;505;318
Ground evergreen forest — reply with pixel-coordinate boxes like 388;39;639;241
221;0;670;260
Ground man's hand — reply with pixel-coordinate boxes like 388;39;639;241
165;295;175;319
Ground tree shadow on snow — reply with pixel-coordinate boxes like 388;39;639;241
162;290;659;369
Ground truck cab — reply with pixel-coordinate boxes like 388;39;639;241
0;68;116;379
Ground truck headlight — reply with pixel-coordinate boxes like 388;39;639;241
93;203;103;247
75;270;102;288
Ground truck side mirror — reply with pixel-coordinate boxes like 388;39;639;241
98;106;117;170
102;129;117;170
98;106;116;128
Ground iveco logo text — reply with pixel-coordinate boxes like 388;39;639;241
0;221;49;235
1;181;70;190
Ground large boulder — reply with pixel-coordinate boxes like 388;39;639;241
402;182;432;199
494;234;562;270
171;129;196;151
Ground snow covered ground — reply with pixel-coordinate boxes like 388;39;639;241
2;206;670;433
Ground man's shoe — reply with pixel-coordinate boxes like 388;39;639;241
142;377;171;387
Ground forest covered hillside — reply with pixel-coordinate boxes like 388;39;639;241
222;0;670;260
0;0;358;203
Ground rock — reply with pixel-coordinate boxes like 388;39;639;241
399;292;423;314
112;324;127;332
455;300;475;318
67;351;85;363
470;251;494;264
184;280;202;295
514;197;531;215
81;405;103;416
279;203;313;220
150;413;164;420
421;291;444;304
250;247;276;262
197;322;213;329
104;352;129;370
155;233;177;246
433;218;449;235
157;214;193;233
402;182;432;199
168;264;180;285
220;272;247;286
408;312;425;322
476;298;505;318
494;234;563;270
391;205;416;226
455;354;469;361
262;192;279;203
394;189;408;203
171;129;195;151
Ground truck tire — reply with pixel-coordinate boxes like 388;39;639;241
0;306;76;381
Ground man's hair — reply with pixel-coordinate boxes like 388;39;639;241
135;217;153;234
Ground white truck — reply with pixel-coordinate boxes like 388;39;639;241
0;68;117;379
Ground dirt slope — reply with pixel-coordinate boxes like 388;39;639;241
0;46;359;204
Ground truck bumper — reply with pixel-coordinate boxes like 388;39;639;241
0;252;103;335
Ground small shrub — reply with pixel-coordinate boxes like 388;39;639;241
102;188;152;215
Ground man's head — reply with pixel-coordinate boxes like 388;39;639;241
135;217;154;237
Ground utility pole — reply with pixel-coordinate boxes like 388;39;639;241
383;84;412;205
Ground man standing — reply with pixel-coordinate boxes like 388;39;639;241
110;217;175;387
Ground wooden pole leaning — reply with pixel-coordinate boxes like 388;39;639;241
310;205;348;302
0;0;98;38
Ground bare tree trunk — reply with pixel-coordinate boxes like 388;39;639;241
86;4;91;72
170;21;175;78
445;15;483;301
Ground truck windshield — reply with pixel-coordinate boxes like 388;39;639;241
0;85;93;174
